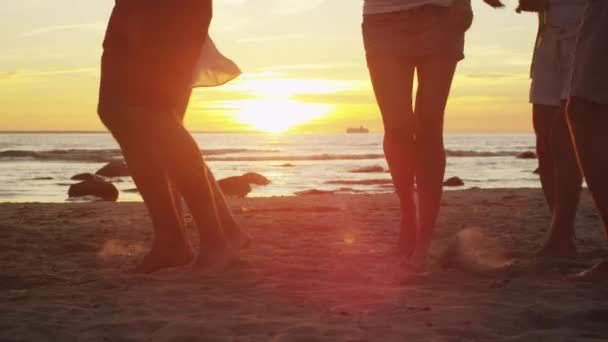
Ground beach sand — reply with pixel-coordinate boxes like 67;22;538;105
2;189;608;341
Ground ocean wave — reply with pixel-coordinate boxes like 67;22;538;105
325;179;393;186
207;150;523;162
0;148;280;163
206;154;386;162
0;149;122;162
0;148;526;163
446;150;522;157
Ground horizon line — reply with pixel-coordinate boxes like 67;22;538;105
0;130;534;135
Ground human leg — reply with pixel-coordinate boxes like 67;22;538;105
366;52;418;256
567;98;608;279
413;57;458;256
538;104;582;257
134;115;234;269
176;93;248;247
567;98;608;231
98;106;194;273
532;104;559;211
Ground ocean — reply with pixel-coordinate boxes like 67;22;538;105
0;133;539;202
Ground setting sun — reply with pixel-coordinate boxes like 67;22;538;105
228;98;333;133
215;75;360;132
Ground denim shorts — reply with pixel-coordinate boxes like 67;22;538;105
362;4;471;60
98;1;211;124
570;0;608;105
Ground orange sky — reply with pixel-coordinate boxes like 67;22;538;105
0;1;539;133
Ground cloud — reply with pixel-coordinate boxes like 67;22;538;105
465;73;527;80
0;68;97;83
237;34;309;44
0;72;21;83
218;0;328;15
20;22;105;37
265;63;359;71
271;0;329;14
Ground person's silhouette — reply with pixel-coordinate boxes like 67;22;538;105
97;0;241;272
361;0;501;261
527;1;586;257
566;0;608;279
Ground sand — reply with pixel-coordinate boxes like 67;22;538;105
2;189;608;341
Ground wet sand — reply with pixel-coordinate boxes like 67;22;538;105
1;189;608;341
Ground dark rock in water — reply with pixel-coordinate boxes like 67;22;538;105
443;176;465;187
96;160;130;178
217;172;270;197
278;163;295;168
350;165;384;173
295;189;335;196
241;172;271;185
71;173;105;182
0;150;40;158
517;151;537;159
68;179;119;201
533;168;540;175
218;176;252;198
32;177;53;181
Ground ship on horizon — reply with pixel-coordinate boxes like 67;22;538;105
346;126;370;134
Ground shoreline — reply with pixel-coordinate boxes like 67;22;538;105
2;189;607;341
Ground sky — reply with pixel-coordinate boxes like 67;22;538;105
0;0;540;133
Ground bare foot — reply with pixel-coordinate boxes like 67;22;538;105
226;226;252;250
222;219;252;250
233;231;252;250
397;215;417;257
570;260;608;281
195;239;238;272
401;252;428;273
135;241;194;274
536;238;578;258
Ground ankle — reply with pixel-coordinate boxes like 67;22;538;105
547;227;575;244
200;232;229;250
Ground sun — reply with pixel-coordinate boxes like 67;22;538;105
231;99;332;133
219;76;357;133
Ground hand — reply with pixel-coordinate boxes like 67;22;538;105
483;0;505;8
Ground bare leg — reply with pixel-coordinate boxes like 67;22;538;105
538;104;582;257
567;98;608;232
533;104;559;212
567;98;608;279
170;183;187;229
205;168;251;247
136;115;234;270
367;52;418;256
176;96;248;248
414;57;458;258
109;126;194;273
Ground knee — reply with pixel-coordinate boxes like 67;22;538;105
416;130;444;150
384;127;414;147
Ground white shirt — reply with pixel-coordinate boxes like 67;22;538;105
363;0;454;15
192;36;241;88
